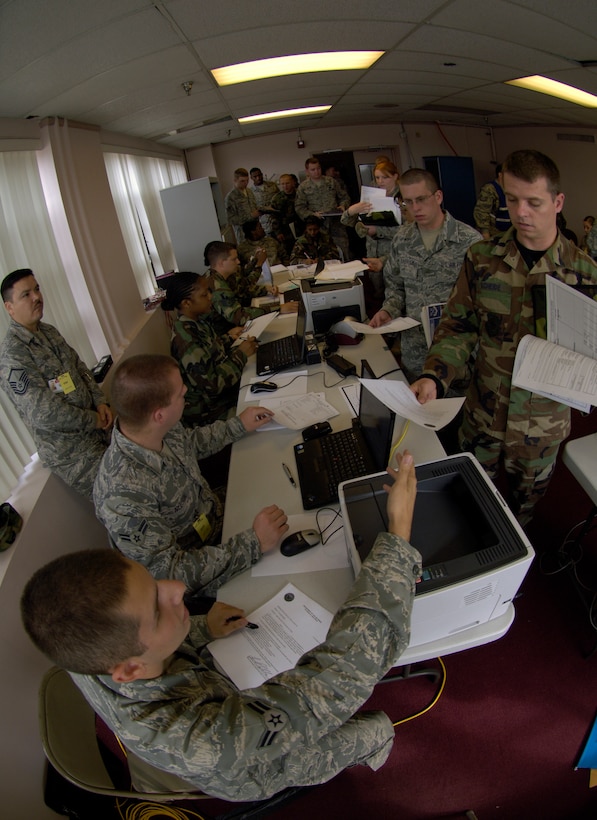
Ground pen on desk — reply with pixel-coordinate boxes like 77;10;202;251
226;615;259;629
282;462;297;488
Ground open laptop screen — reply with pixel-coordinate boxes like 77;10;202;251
358;360;396;471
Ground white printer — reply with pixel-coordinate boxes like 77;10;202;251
300;279;366;334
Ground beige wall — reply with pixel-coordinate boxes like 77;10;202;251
186;121;597;239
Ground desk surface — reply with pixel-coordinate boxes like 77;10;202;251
220;316;512;663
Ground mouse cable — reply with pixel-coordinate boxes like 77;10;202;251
392;657;447;727
316;506;344;545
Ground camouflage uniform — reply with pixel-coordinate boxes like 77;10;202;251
93;418;260;595
170;314;247;426
381;212;481;379
271;190;305;250
289;231;341;265
225;187;259;244
586;223;597;260
72;531;422;801
250;179;280;235
473;181;511;237
237;235;288;268
0;319;107;499
209;270;271;336
341;186;402;297
295;177;351;259
422;228;597;520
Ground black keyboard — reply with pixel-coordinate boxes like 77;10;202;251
257;336;299;373
320;429;367;492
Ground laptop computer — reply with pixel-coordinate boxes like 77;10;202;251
293;361;396;509
255;299;307;376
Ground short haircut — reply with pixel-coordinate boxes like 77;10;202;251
495;163;503;175
206;241;236;269
584;215;595;225
304;215;322;228
305;157;320;169
111;354;179;428
21;549;145;675
242;218;261;235
279;173;293;183
249;167;261;175
502;150;561;196
400;168;439;193
233;167;249;179
1;268;35;302
374;159;400;178
161;271;203;312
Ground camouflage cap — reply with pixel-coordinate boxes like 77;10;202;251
0;502;22;551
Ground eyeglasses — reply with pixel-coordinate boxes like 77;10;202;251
400;193;435;208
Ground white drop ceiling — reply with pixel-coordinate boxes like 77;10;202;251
1;0;597;150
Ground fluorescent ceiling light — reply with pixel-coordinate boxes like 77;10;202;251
239;105;331;123
212;51;383;86
505;75;597;108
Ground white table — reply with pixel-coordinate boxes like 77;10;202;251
220;315;514;664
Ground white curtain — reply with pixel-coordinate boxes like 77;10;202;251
0;151;97;500
104;153;187;298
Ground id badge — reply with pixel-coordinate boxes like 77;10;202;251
49;371;76;395
192;513;212;542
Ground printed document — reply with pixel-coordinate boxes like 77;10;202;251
360;378;464;430
208;583;333;690
344;316;420;334
257;391;339;430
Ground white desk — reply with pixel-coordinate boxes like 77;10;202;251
220;316;514;663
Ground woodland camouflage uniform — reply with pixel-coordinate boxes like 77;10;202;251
422;227;597;520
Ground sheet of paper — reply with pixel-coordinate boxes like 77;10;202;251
547;275;597;359
345;316;420;334
243;373;309;430
258;392;339;430
359;378;465;430
512;334;596;410
232;312;278;345
341;383;360;416
207;583;334;690
252;512;349;577
314;260;368;281
361;185;402;221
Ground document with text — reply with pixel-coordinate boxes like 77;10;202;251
207;583;333;690
512;334;597;411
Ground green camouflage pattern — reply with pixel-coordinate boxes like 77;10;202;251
237;236;288;267
225;187;259;243
586;223;597;259
423;228;597;517
0;320;107;499
295;177;351;259
250;179;279;234
72;531;422;801
208;270;269;336
341;185;401;260
289;231;340;264
170;314;247;425
93;419;260;594
473;182;503;237
271;190;305;245
382;212;481;378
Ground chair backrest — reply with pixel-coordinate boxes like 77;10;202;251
38;666;202;801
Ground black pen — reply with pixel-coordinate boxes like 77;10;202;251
282;462;297;487
226;615;259;629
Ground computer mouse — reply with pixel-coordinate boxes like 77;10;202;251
280;529;321;557
250;381;278;393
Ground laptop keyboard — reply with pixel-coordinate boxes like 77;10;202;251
320;429;368;495
259;336;299;371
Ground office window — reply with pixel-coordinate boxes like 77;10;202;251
104;153;187;298
0;151;97;499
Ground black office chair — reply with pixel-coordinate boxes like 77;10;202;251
38;666;311;818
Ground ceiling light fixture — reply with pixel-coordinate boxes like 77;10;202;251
239;105;331;123
505;75;597;108
212;51;383;86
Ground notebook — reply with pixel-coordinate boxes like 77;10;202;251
293;361;396;509
255;299;307;376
